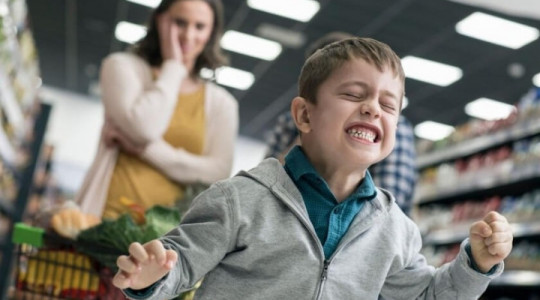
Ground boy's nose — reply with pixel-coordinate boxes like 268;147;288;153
360;100;381;118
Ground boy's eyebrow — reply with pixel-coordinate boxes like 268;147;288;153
337;81;369;90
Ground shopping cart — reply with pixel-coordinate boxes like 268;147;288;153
11;223;126;300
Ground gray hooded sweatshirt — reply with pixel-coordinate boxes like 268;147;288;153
133;158;502;300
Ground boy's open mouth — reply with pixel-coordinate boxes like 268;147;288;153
346;126;381;143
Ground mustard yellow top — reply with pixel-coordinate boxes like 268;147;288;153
103;87;206;220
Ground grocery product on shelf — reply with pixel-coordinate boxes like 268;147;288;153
413;87;540;299
0;0;52;298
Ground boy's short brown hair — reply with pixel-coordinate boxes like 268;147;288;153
298;37;405;106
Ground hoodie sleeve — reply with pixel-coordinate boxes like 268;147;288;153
128;181;238;299
380;229;503;300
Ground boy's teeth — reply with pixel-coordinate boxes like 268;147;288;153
347;128;376;142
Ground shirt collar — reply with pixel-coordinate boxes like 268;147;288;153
284;146;377;201
284;146;319;181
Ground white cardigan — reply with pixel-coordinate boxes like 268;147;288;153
76;52;239;217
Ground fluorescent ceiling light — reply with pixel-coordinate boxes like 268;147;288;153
115;21;147;44
533;73;540;87
215;67;255;90
200;68;214;80
465;98;515;120
221;30;282;61
402;96;409;110
247;0;320;22
125;0;159;8
401;56;463;87
456;12;539;49
414;121;455;141
256;23;306;49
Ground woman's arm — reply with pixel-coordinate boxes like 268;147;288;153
100;53;187;144
102;121;146;156
141;91;239;184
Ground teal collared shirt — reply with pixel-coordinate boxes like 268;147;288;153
284;146;377;258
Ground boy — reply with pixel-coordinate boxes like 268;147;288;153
265;32;417;215
113;38;513;299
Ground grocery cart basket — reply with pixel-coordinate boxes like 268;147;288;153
11;223;126;300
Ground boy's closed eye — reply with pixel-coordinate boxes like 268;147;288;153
341;92;367;101
380;101;397;112
341;92;397;112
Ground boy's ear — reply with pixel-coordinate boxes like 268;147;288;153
291;96;312;134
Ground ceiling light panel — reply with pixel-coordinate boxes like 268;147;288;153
215;67;255;90
199;68;214;80
414;121;455;141
221;30;282;61
465;97;516;120
256;23;306;49
115;21;146;44
247;0;320;22
402;96;409;110
533;73;540;87
456;12;539;49
125;0;159;8
401;56;463;87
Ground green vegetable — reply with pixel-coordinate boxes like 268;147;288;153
75;205;181;270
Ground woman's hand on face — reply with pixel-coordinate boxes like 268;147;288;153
157;13;183;64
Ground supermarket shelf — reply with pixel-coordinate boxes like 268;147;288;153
417;120;540;169
416;173;540;206
490;270;540;287
423;226;468;246
512;222;540;238
0;103;50;300
423;222;540;246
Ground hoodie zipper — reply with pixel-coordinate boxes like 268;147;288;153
272;192;330;299
239;170;384;300
313;206;382;299
315;260;330;300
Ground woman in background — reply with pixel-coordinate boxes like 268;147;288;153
76;0;237;219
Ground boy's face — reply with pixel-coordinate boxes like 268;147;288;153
297;57;402;173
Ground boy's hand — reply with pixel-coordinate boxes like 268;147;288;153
113;240;178;290
469;211;513;273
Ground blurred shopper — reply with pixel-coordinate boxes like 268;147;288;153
76;0;238;219
265;32;417;215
